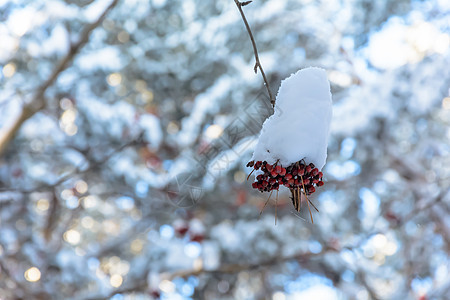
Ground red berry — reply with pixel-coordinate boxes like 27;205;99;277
279;168;286;176
317;181;324;186
297;168;304;176
190;233;204;243
303;178;310;185
275;165;282;173
150;290;161;299
174;220;189;236
312;168;319;176
308;186;315;193
266;164;273;172
271;170;278;177
305;165;312;173
252;182;258;188
269;178;276;185
318;172;323;178
313;179;319;184
385;211;400;223
262;181;268;187
285;174;292;180
12;168;22;177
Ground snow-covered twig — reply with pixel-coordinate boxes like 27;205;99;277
233;0;274;107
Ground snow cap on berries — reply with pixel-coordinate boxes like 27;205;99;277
252;67;332;170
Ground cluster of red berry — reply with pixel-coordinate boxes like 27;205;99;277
247;160;324;195
173;219;205;243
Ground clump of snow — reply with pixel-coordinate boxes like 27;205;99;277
252;67;332;170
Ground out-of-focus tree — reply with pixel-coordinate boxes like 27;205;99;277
0;0;449;299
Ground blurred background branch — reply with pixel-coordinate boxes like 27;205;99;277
0;0;120;157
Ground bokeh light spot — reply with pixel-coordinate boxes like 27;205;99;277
36;198;49;212
2;63;16;77
107;73;122;86
75;180;88;194
110;274;123;288
24;267;41;282
130;239;144;254
64;229;81;245
117;30;129;43
159;280;175;293
205;124;223;139
233;170;246;183
160;224;174;239
442;97;450;110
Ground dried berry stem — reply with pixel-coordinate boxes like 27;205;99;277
233;0;275;107
300;174;314;223
309;199;319;212
275;189;278;225
259;190;273;217
306;195;314;224
247;168;255;180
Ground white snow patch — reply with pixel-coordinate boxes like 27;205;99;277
139;114;163;149
40;24;69;56
252;67;332;170
0;25;18;62
202;137;257;189
83;0;113;22
364;18;448;70
288;284;340;300
177;76;232;147
77;47;123;71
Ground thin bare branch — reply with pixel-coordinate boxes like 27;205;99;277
233;0;275;107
